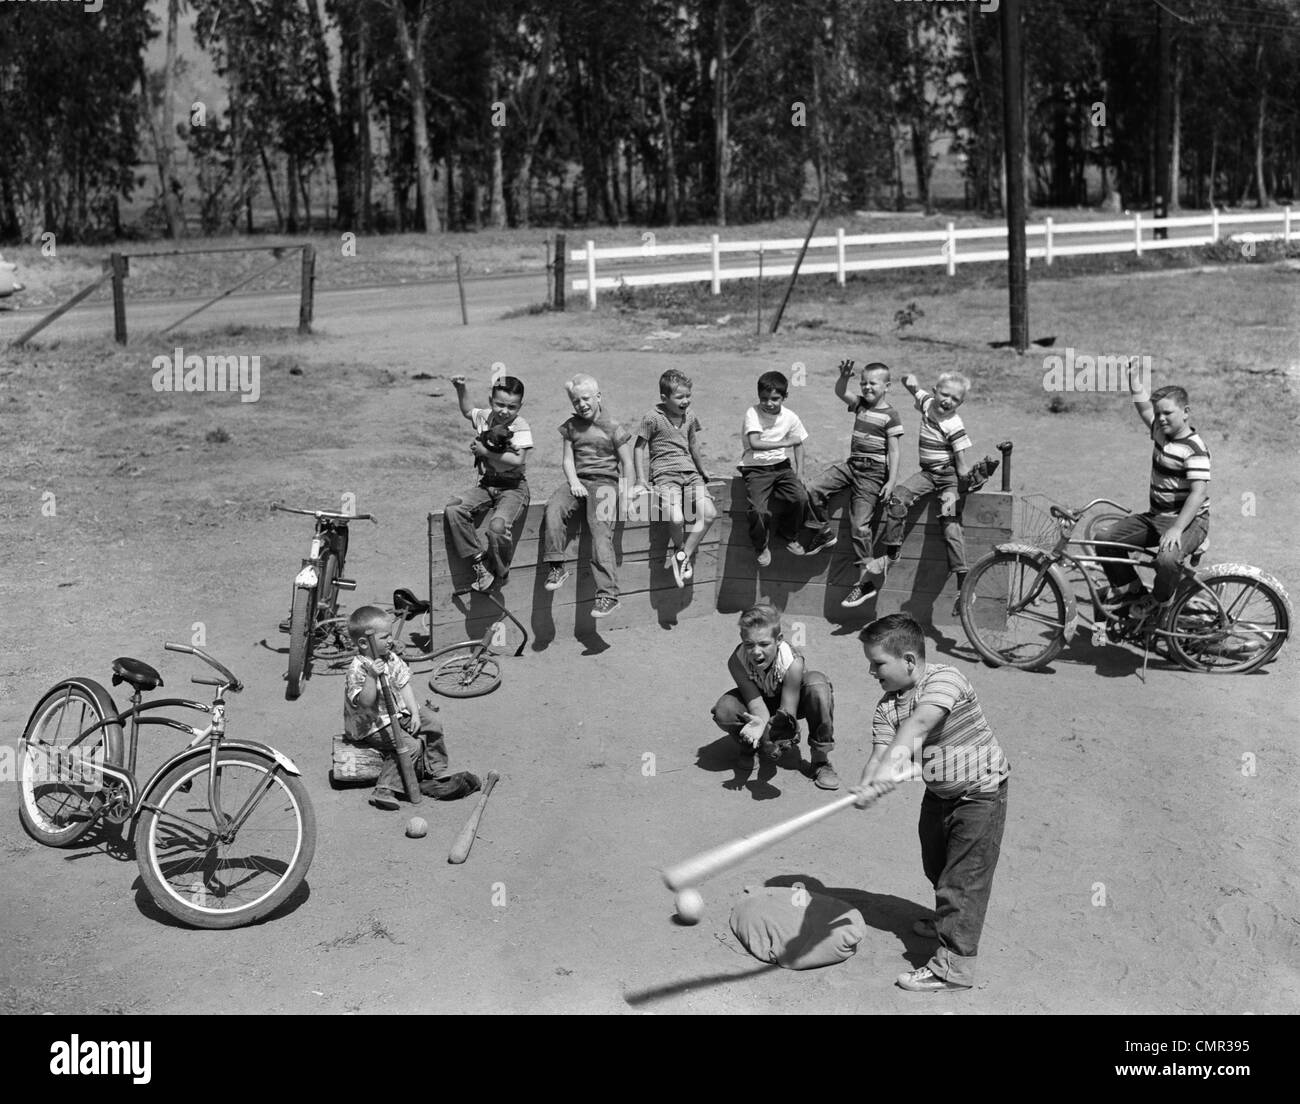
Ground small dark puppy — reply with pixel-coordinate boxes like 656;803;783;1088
474;411;516;475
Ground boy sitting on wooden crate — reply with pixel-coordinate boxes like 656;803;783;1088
338;606;479;810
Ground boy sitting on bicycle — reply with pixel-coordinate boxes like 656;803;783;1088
445;374;533;593
343;607;477;810
1096;381;1210;622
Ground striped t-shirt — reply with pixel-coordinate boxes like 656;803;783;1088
848;399;904;467
913;389;972;473
872;663;1009;798
1149;423;1211;517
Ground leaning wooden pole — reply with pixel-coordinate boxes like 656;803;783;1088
768;198;824;334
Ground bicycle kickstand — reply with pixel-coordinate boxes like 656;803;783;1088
450;587;529;656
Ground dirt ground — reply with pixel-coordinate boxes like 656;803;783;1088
2;263;1298;1014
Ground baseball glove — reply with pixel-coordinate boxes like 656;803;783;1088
768;710;798;744
958;454;1000;495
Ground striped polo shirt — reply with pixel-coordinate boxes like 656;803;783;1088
873;663;1009;798
848;398;904;467
637;404;703;479
913;389;972;473
1149;423;1211;517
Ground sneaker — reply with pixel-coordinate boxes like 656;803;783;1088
369;787;400;811
591;595;621;618
842;581;877;608
951;596;962;620
1100;585;1143;609
680;554;694;581
756;546;772;567
912;917;938;939
670;550;687;588
470;559;495;592
1128;594;1160;623
813;763;841;790
544;564;570;591
863;554;892;577
805;530;837;554
896;966;970;993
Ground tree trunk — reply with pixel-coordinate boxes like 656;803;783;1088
259;143;285;232
653;69;678;225
714;0;729;226
306;0;356;228
287;153;299;231
488;70;507;228
157;0;184;237
1255;88;1268;208
1169;45;1182;210
358;16;372;232
390;0;440;232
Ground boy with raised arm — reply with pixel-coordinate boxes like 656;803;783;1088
789;359;903;607
444;374;533;593
1096;380;1210;621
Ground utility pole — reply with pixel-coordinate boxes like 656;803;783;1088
1001;0;1028;352
1153;1;1173;238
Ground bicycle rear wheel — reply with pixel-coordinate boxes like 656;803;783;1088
427;643;502;698
19;681;124;847
1165;567;1292;673
285;586;315;700
960;551;1069;669
136;749;316;929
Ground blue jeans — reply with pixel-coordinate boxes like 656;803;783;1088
345;705;449;797
542;477;619;599
445;479;530;580
882;468;966;574
803;459;887;568
1097;512;1209;603
918;779;1008;986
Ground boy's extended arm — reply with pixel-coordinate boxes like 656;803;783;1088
727;651;769;722
561;438;582;495
450;376;474;420
616;439;636;480
833;362;856;409
777;655;804;718
481;445;528;470
952;445;973;479
1158;481;1208;553
633;438;650;488
858;702;947;789
397;682;420;732
688;428;709;479
791;441;804;480
1130;375;1155;428
883;435;900;498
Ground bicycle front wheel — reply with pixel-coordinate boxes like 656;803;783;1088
19;681;123;847
427;643;503;698
136;749;316;929
960;551;1069;669
1165;568;1293;674
285;586;315;700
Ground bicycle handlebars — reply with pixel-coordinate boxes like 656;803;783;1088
271;502;377;524
164;642;243;692
1051;497;1133;524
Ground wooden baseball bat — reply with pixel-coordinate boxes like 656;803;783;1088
364;631;422;805
448;770;499;864
662;787;884;892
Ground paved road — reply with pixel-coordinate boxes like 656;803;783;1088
0;219;1274;345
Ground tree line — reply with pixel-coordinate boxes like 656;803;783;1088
1;0;1296;243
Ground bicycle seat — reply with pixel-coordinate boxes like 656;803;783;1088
393;587;430;619
112;657;163;691
1049;505;1081;523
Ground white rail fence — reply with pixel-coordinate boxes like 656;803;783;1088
570;208;1294;308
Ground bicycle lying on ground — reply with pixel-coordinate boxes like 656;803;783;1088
272;502;375;700
957;495;1292;675
18;644;316;929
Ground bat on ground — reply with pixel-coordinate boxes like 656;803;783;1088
448;770;500;864
364;631;422;805
661;784;889;892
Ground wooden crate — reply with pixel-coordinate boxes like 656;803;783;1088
330;736;383;783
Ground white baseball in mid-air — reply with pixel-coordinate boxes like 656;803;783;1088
674;888;704;924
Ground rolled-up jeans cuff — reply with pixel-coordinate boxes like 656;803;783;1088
927;944;977;987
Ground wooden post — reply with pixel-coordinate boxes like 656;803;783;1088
1284;206;1292;245
553;232;566;311
945;221;957;276
835;227;845;287
586;239;597;309
1044;216;1054;266
455;253;469;325
1210;206;1220;243
298;244;316;334
710;233;721;295
1134;212;1143;256
8;273;110;348
109;253;128;345
755;246;763;334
